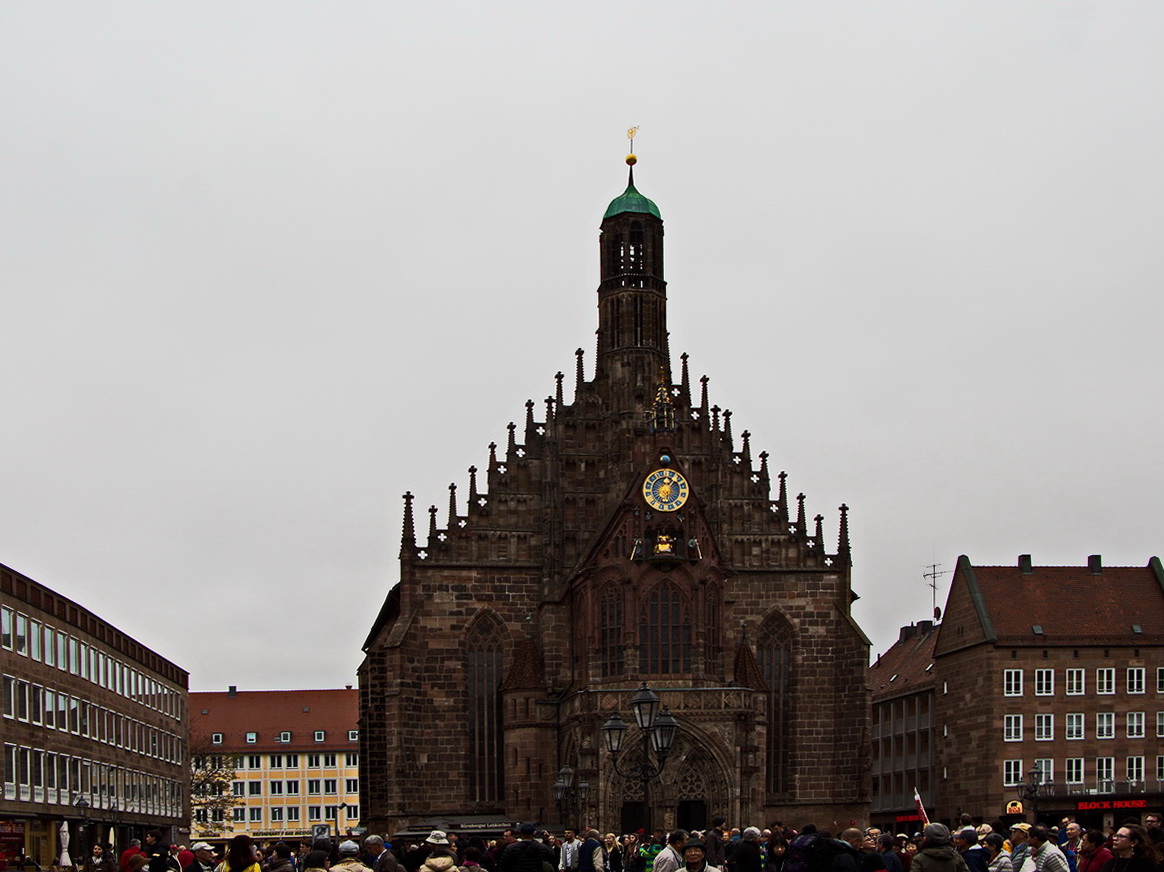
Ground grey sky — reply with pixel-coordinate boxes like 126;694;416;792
2;3;1161;691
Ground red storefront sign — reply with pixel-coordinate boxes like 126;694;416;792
895;814;923;823
1076;799;1148;810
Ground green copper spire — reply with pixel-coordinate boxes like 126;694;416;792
604;137;661;219
603;170;662;219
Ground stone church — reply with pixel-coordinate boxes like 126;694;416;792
359;156;871;835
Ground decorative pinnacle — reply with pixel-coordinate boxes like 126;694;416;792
401;491;416;547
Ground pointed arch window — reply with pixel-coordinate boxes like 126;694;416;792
600;584;625;677
466;615;505;802
757;613;793;794
639;580;691;675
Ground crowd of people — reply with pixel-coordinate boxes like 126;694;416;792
15;814;1161;872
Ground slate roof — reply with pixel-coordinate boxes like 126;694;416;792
190;688;358;752
964;557;1164;643
870;623;938;702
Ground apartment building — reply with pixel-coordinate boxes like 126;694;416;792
189;687;359;844
870;554;1164;832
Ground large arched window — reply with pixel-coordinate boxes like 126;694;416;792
639;580;691;675
757;612;794;794
600;584;624;678
466;614;505;802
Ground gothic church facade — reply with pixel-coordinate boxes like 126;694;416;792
359;159;871;834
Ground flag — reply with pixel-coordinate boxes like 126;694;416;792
914;786;930;825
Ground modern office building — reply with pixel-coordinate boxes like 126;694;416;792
0;560;189;864
869;620;938;832
189;688;359;844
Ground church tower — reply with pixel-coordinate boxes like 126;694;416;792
359;149;871;835
595;156;669;411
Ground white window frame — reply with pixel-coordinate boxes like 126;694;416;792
1128;667;1145;695
1066;712;1085;740
1065;757;1084;784
1004;714;1024;742
1035;668;1054;696
348;730;359;742
1003;759;1024;786
1097;668;1115;695
1127;712;1145;738
249;807;262;822
1035;713;1054;741
1096;711;1115;739
245;732;257;744
211;733;223;745
1034;758;1053;783
314;730;326;742
279;731;291;743
1127;756;1144;784
1157;711;1164;738
1097;756;1115;791
1004;669;1024;697
270;807;284;822
1157;666;1164;694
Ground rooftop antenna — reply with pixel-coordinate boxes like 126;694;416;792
924;563;949;621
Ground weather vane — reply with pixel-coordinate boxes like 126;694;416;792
626;126;639;166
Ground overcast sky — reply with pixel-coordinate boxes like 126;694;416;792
2;3;1161;692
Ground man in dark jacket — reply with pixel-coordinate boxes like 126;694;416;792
500;825;554;872
704;822;728;871
953;831;988;872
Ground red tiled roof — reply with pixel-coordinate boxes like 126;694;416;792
968;561;1164;642
870;625;937;702
190;688;358;752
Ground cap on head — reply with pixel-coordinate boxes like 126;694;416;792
191;844;213;854
520;824;536;837
426;831;450;846
339;842;361;856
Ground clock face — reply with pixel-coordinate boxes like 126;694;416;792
642;468;689;512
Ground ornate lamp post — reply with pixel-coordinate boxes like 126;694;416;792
552;766;591;827
1018;766;1043;824
600;683;680;834
74;794;91;862
335;802;348;838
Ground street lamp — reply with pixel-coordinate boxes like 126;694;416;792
600;682;680;834
74;794;91;861
1017;766;1044;825
335;802;348;838
552;765;591;826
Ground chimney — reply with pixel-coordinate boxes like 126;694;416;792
918;620;934;634
1018;554;1033;574
228;685;238;697
899;623;918;643
1089;554;1102;574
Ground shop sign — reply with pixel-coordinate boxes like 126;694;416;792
0;821;25;853
895;815;923;824
1007;802;1024;815
1076;799;1147;811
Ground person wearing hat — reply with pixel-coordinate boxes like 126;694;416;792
334;842;374;872
681;839;719;872
419;834;462;872
183;844;217;872
910;824;969;872
953;830;989;872
1006;826;1031;872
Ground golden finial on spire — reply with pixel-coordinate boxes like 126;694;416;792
626;126;639;165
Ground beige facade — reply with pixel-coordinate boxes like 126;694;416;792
190;688;360;845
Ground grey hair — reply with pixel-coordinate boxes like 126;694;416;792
743;828;762;842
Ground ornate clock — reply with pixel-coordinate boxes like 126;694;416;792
642;468;689;512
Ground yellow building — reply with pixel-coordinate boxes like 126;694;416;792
190;687;360;844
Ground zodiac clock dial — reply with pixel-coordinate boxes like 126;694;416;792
642;468;689;512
